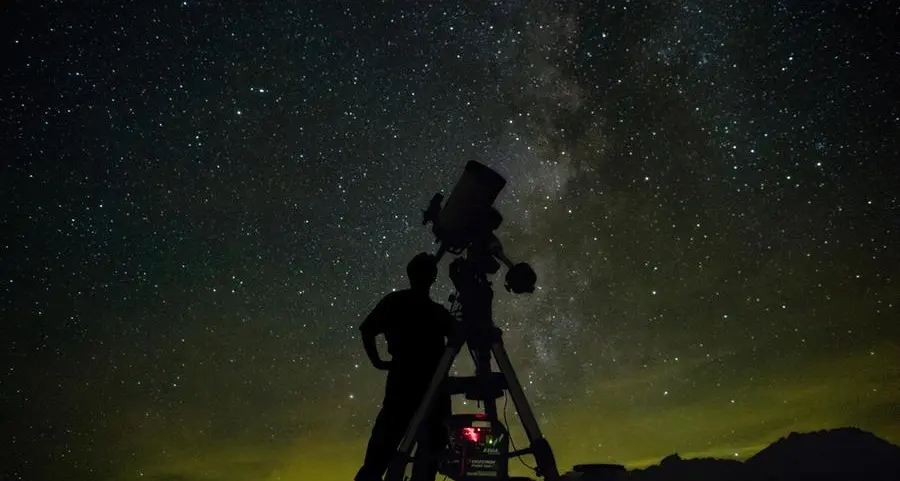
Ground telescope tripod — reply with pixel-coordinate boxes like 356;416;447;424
384;253;560;481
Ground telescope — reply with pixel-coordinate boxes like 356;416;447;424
386;161;560;481
422;161;537;294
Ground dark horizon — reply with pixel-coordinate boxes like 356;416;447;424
627;427;900;481
2;1;898;480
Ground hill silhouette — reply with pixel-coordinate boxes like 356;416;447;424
562;427;900;481
744;427;900;481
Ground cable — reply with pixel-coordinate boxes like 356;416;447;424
503;393;537;474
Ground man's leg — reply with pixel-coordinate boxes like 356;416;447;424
356;403;403;481
356;374;417;481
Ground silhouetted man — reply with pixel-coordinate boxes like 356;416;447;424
355;252;455;481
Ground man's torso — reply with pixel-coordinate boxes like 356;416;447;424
379;290;451;370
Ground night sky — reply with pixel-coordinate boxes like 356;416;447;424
2;1;899;480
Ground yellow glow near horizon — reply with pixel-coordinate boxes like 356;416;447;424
112;342;898;481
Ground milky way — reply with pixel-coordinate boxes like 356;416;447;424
2;1;898;480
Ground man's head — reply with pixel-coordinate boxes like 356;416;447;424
407;252;438;289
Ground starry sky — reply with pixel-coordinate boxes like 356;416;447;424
2;1;898;480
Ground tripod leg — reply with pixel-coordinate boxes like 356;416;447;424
384;339;462;481
491;341;561;481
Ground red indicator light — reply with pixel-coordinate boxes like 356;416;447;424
462;427;480;443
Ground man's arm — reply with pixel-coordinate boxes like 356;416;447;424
359;296;392;371
361;328;390;370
